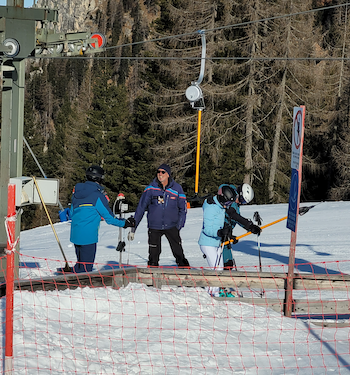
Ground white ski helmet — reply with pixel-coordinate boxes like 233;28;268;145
238;183;254;204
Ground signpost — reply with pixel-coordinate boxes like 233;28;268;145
285;106;305;317
0;2;108;372
0;1;106;279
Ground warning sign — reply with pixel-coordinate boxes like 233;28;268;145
291;107;305;170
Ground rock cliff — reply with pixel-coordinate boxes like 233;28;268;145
36;0;103;32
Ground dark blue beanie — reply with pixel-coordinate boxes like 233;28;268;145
158;163;171;176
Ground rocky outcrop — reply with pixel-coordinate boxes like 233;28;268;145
36;0;103;33
35;0;160;46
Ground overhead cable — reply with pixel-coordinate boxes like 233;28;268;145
30;56;350;62
103;2;350;51
28;2;350;62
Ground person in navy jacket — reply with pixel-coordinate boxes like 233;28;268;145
70;165;135;273
131;163;190;267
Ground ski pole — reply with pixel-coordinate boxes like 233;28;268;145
127;234;131;265
232;257;238;271
33;176;72;272
216;240;226;269
256;233;265;297
221;204;318;247
253;211;265;296
258;235;262;271
253;211;263;272
253;211;263;226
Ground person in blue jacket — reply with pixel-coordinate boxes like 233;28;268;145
70;165;135;273
220;183;256;269
131;163;190;268
198;184;261;296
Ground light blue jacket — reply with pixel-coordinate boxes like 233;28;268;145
198;195;226;247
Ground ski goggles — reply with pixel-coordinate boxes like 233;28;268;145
238;194;248;205
224;200;234;207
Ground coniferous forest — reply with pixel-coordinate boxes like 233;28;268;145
16;0;350;228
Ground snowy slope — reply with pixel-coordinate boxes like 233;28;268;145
2;201;350;374
19;201;350;277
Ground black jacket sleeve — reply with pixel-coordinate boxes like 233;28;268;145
226;207;252;231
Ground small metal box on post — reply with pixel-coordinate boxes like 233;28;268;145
0;177;60;280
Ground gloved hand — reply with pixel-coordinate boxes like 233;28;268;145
230;235;238;245
217;225;232;239
248;223;262;235
124;216;135;228
127;232;135;241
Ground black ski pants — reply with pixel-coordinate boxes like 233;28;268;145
148;226;189;267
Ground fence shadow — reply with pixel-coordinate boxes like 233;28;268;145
233;240;342;274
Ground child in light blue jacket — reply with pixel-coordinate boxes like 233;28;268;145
198;184;261;296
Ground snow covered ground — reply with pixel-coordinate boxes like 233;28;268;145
18;200;350;278
1;201;350;374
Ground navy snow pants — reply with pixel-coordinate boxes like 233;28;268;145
73;243;97;273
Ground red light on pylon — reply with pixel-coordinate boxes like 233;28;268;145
89;33;106;49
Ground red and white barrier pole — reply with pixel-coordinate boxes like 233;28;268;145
5;184;17;375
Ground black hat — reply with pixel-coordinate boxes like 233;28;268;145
158;164;171;176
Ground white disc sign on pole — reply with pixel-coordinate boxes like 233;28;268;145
291;107;304;171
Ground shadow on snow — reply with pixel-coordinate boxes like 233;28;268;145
230;240;341;274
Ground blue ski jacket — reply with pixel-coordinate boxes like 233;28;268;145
134;178;187;230
198;195;226;248
70;181;125;245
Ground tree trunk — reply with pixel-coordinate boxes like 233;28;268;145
268;68;287;201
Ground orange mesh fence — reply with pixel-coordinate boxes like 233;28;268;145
1;254;350;374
